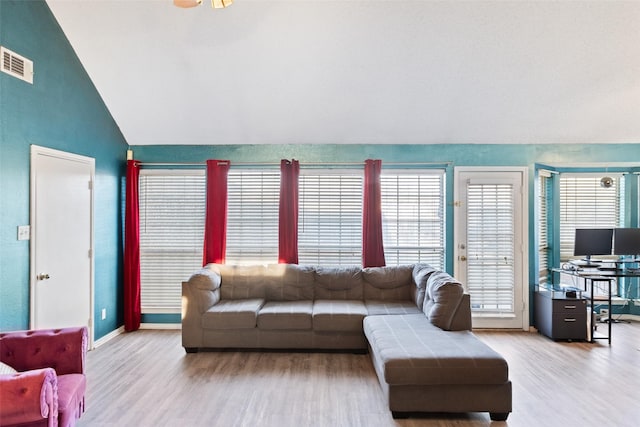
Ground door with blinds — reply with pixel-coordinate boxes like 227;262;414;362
454;168;528;330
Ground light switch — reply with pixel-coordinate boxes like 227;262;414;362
17;225;30;241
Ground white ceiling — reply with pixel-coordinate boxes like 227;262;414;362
46;0;640;146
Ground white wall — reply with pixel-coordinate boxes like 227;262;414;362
48;0;640;146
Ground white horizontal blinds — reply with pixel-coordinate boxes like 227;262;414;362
466;181;515;313
380;171;445;269
559;174;623;262
226;169;280;265
298;169;363;266
538;173;551;287
139;170;206;313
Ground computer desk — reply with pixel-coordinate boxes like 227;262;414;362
552;266;640;344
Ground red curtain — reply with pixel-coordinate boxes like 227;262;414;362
124;160;141;332
203;160;230;265
279;159;300;264
363;159;386;267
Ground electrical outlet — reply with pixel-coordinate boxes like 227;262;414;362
17;225;30;241
101;308;106;320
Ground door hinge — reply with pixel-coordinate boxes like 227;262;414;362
88;249;92;258
88;180;93;190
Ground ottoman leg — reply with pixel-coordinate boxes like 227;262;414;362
490;412;509;421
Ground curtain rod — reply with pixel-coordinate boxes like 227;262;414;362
136;161;452;167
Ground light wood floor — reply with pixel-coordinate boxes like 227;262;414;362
78;322;640;427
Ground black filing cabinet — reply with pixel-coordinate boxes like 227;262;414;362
534;290;587;341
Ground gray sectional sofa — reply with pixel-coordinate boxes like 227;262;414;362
181;263;512;421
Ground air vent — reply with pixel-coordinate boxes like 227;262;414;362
1;46;33;84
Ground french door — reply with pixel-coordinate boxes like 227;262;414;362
454;168;528;330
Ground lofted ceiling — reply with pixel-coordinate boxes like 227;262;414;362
46;0;640;146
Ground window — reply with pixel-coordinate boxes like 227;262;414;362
380;170;445;269
139;170;206;313
537;171;552;286
559;174;624;261
226;169;280;264
298;170;363;266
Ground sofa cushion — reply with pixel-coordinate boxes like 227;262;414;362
412;264;438;307
364;314;509;386
264;264;315;301
208;264;267;300
202;299;265;330
362;265;413;301
423;271;465;330
257;301;313;330
312;300;368;332
365;300;422;316
314;266;363;300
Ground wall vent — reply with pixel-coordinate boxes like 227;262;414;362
1;46;34;84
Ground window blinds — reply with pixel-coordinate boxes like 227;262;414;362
465;182;515;313
298;170;363;266
139;170;206;313
380;171;445;269
226;169;280;264
559;174;623;261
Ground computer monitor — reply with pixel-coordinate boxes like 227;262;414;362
613;228;640;257
573;228;613;263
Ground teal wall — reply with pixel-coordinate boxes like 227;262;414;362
0;1;127;338
133;143;640;322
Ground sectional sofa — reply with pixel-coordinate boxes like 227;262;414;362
181;263;512;421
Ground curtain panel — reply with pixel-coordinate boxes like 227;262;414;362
203;160;231;265
124;160;141;331
279;159;300;264
363;159;386;267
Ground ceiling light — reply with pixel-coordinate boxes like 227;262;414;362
173;0;234;8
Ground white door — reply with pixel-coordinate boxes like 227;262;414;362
30;146;94;343
454;167;528;330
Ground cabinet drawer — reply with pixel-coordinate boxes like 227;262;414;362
552;299;587;314
551;313;587;340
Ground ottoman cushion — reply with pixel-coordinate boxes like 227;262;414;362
364;314;509;386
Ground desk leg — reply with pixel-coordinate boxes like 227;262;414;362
607;279;612;345
584;277;613;345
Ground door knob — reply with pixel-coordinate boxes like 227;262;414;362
459;256;467;261
37;273;50;280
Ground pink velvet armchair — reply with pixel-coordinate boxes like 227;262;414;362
0;326;88;427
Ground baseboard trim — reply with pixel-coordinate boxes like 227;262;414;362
92;326;124;350
139;323;182;330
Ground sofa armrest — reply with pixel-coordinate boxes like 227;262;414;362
182;269;221;349
0;368;58;427
449;293;473;331
0;327;87;375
